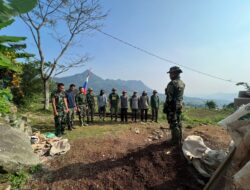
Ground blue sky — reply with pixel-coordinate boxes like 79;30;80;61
1;0;250;96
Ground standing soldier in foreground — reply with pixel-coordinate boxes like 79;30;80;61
151;90;160;122
97;89;108;121
51;83;69;137
130;91;139;122
86;88;95;123
66;84;77;130
164;66;185;145
109;88;119;122
76;87;88;126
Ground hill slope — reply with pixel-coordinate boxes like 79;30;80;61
54;71;152;95
55;70;233;107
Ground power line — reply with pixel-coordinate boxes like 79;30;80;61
33;1;241;84
93;27;239;84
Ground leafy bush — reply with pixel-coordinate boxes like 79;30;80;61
5;170;29;190
0;88;12;113
205;100;217;109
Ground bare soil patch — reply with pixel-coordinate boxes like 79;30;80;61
24;123;230;190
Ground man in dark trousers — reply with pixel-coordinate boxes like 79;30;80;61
164;66;185;145
120;90;128;123
151;90;160;122
130;91;139;122
66;84;77;130
97;89;107;121
109;88;119;121
140;91;149;122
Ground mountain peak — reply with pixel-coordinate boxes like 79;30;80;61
55;70;152;95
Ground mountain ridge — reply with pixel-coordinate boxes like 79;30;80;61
55;70;235;107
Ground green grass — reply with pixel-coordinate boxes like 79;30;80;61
182;107;233;126
19;101;234;138
65;123;131;140
0;165;43;190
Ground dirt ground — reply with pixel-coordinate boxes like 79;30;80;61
23;122;231;190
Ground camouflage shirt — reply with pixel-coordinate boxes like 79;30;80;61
51;90;66;111
75;93;87;106
165;78;185;109
86;93;95;107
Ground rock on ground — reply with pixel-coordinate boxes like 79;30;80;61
0;125;40;173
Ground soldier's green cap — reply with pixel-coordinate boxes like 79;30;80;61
112;88;116;91
88;88;93;91
167;66;183;73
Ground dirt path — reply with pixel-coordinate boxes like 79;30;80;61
24;123;231;190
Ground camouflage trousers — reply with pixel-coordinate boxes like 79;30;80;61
88;105;95;122
67;108;75;129
110;107;118;121
167;109;182;145
54;110;65;136
77;105;88;125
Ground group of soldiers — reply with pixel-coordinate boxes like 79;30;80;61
51;66;185;145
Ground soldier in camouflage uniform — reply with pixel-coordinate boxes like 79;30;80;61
86;88;95;123
164;66;185;145
66;84;77;130
51;83;69;137
109;88;119;121
76;87;88;126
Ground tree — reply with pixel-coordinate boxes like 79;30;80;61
0;0;37;73
0;0;37;113
205;100;217;109
20;0;107;110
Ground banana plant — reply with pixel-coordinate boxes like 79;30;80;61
0;0;37;72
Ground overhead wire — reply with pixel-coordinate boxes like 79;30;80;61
31;1;242;84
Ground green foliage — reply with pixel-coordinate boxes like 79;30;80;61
29;164;42;174
182;107;233;126
4;170;29;190
0;35;26;43
0;88;12;113
205;100;217;109
224;102;234;109
0;0;37;72
0;19;14;29
13;62;43;106
0;0;37;22
0;165;42;190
